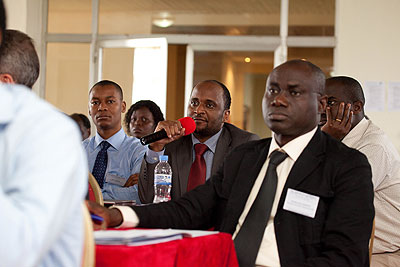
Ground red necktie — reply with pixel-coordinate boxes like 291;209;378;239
187;143;209;192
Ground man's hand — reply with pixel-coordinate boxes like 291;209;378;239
86;200;123;229
124;173;139;187
321;102;353;140
148;120;186;152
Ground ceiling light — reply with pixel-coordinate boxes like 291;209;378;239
153;13;174;28
245;57;251;63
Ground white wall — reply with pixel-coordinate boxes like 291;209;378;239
335;0;400;151
4;0;27;31
3;0;44;97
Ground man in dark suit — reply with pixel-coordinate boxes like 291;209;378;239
89;60;374;266
139;80;259;203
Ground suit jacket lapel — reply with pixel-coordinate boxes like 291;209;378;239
175;136;193;193
222;139;271;233
211;126;232;175
277;129;325;209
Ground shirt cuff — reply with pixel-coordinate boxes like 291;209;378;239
145;148;164;164
112;206;139;228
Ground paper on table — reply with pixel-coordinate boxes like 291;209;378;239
94;228;219;246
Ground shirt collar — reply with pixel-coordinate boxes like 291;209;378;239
342;117;369;143
269;127;318;162
0;84;27;124
191;127;223;153
94;127;126;151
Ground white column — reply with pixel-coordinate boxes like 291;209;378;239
89;0;99;88
184;45;194;115
274;0;288;67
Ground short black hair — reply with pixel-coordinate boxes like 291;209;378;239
124;100;164;134
90;80;123;99
70;113;91;130
0;30;40;88
326;76;365;104
202;80;231;110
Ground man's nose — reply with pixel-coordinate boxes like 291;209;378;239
98;102;108;110
194;103;205;114
272;91;288;107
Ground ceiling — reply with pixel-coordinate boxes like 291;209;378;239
49;0;334;16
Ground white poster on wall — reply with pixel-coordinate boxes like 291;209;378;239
363;81;385;112
387;82;400;111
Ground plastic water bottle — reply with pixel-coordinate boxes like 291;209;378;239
154;155;172;203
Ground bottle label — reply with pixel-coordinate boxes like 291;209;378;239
154;174;172;185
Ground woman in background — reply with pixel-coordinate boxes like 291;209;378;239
124;100;164;139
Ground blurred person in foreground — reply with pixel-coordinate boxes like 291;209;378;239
0;29;39;88
0;1;88;266
89;60;374;267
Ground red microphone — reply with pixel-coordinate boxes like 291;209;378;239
139;117;196;145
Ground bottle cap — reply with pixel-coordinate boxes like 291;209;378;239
159;155;168;161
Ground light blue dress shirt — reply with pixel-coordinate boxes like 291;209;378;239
147;128;223;180
83;128;146;202
0;84;88;267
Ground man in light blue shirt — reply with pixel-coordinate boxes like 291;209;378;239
0;2;87;266
83;80;146;202
0;84;88;267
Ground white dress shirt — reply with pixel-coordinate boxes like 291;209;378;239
342;118;400;253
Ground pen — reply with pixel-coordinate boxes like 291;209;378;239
91;213;104;222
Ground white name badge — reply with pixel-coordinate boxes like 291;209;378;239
283;188;320;218
105;173;126;187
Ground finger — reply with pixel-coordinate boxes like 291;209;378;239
342;103;352;125
132;174;139;184
163;126;173;138
123;180;132;187
345;111;353;130
326;107;333;126
336;102;345;121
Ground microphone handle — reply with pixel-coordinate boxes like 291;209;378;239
140;129;168;145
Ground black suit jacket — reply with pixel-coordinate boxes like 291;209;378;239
138;123;259;203
133;129;374;266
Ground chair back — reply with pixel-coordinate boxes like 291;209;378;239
81;203;95;267
88;172;104;206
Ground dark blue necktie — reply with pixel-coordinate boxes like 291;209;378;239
234;150;288;267
92;141;111;189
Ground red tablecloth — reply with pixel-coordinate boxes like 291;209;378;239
95;230;238;267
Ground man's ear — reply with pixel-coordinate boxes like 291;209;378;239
121;100;126;113
223;109;230;122
352;101;364;114
318;95;328;114
0;73;15;84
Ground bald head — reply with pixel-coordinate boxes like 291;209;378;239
263;59;327;146
279;59;326;95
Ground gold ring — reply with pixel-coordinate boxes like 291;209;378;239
335;118;342;122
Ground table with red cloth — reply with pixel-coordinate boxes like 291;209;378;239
95;229;239;267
